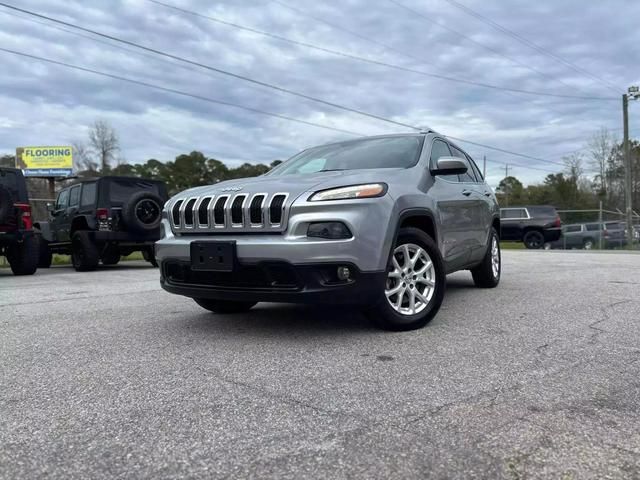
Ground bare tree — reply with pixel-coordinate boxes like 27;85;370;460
72;141;97;172
563;151;585;182
88;120;119;171
588;127;615;197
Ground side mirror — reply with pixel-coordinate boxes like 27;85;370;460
431;156;468;176
46;202;55;212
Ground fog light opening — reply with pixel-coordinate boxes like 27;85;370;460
337;266;351;281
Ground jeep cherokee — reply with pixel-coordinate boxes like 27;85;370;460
0;167;38;275
36;176;168;271
157;133;501;331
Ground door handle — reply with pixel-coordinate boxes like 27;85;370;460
462;189;472;196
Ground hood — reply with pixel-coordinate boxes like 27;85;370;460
171;168;407;203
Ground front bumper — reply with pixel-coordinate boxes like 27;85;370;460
160;259;387;305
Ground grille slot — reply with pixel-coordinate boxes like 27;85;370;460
213;196;228;226
171;199;183;226
249;195;265;224
183;198;197;226
269;194;286;225
231;195;246;225
197;197;211;226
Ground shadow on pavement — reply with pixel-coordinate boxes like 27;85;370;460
177;276;479;336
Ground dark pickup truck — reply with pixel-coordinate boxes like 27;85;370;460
0;167;38;275
500;205;562;249
36;176;168;271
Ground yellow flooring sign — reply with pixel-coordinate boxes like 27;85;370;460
16;146;73;177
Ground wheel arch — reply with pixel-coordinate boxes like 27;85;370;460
70;215;90;234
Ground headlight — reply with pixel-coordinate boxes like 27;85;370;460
308;183;387;201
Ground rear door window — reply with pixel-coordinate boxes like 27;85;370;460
585;223;601;231
564;225;582;233
68;185;81;207
449;146;477;183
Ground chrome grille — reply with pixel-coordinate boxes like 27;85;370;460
170;192;290;233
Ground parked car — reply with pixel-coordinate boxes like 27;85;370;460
0;167;38;275
36;176;168;271
499;205;562;249
156;133;501;331
545;221;627;250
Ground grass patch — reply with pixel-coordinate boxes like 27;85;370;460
500;241;525;250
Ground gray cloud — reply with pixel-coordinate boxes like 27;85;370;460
0;0;638;187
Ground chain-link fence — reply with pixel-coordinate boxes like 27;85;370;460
552;205;640;250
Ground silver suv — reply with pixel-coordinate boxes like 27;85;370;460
156;133;501;330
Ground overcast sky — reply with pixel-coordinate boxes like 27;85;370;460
1;0;639;186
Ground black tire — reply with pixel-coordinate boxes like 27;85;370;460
122;192;163;233
142;248;158;267
101;248;121;265
471;228;501;288
523;230;544;249
583;238;595;250
366;227;445;332
37;235;52;268
71;231;99;272
7;234;38;276
194;298;257;314
0;184;14;223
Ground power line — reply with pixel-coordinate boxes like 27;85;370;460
0;2;417;130
145;0;615;102
0;5;588;175
0;47;364;137
441;0;624;94
1;46;569;176
387;0;578;94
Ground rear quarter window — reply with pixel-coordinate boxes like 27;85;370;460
109;179;161;202
527;206;557;217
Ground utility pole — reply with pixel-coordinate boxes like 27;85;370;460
483;155;487;179
623;86;639;245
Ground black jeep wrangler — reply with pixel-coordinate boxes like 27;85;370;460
0;167;38;275
36;176;168;271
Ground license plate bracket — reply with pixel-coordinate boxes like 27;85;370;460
190;241;236;271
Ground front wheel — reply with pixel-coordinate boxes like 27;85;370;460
583;238;594;250
366;227;445;331
194;298;257;314
471;228;501;288
523;230;544;249
142;248;158;267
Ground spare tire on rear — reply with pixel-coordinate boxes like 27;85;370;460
122;191;163;233
0;184;14;223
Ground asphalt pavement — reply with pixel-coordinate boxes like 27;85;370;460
1;251;640;479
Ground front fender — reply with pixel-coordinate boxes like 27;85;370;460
33;221;54;242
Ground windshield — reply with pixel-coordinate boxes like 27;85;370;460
269;136;424;176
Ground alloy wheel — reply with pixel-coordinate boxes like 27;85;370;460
385;243;436;316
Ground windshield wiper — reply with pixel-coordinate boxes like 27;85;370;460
318;168;346;172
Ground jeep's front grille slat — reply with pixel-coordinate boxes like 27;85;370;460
269;194;286;225
213;196;228;226
197;197;212;227
250;195;265;224
170;192;289;233
171;199;183;226
231;195;245;225
183;198;197;227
